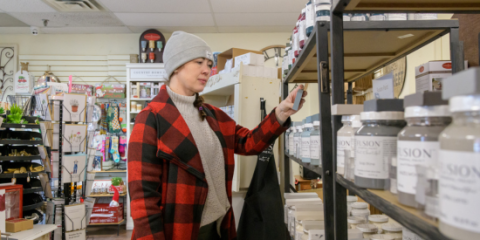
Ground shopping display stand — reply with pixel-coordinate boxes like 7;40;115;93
282;6;470;240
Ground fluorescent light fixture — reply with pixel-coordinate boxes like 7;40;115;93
398;34;414;39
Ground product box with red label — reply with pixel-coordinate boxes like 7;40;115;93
89;203;124;224
415;60;468;93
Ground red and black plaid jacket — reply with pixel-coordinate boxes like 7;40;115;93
128;85;290;240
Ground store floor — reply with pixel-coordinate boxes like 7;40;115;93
87;226;132;240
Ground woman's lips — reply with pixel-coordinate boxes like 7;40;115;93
198;79;207;84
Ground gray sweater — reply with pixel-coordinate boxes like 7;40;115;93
167;86;230;234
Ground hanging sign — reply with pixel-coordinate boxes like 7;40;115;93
14;70;32;94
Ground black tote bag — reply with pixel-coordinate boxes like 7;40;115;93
237;98;289;240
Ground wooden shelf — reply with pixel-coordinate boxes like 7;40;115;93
87;193;127;198
284;20;458;83
88;219;125;226
336;174;448;240
333;0;480;13
2;224;57;240
287;154;322;176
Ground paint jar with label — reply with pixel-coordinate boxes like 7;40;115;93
351;209;370;223
310;121;321;166
386;13;407;20
351;14;367;21
357;224;379;239
306;0;315;37
287;41;293;70
355;99;405;189
368;215;389;233
299;8;307;49
348;216;366;229
314;0;331;22
369;13;385;21
345;117;362;181
390;157;398;194
301;117;313;163
136;104;142;112
438;68;480;240
285;128;291;155
397;91;451;208
382;223;403;240
294;25;300;58
290;124;298;157
347;195;358;215
343;14;351;21
370;234;395;240
415;14;437;20
337;115;360;175
294;125;303;159
131;101;137;112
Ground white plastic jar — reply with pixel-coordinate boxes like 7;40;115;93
382;223;403;240
347;195;358;215
348;216;366;229
368;215;389;233
371;234;395;240
357;224;379;239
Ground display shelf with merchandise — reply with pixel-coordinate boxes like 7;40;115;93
332;0;480;13
287;154;322;176
2;224;57;240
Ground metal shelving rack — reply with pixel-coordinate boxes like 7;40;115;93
282;7;468;240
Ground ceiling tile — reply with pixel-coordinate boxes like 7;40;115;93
98;0;211;13
0;0;56;12
41;26;132;34
128;26;217;33
210;0;305;13
217;26;293;33
214;13;298;26
9;12;124;27
0;13;29;27
0;27;31;34
115;13;214;26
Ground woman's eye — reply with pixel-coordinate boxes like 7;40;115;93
208;64;213;69
197;61;203;64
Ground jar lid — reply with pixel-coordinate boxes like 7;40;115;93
304;123;313;128
361;111;404;120
342;115;352;122
351;202;368;209
449;95;480;112
347;196;358;202
370;234;395;240
352;119;362;128
381;223;402;232
351;209;370;216
356;224;378;233
404;105;450;118
348;216;366;224
313;121;320;126
368;214;389;223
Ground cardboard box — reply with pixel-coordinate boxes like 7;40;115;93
234;53;264;68
6;218;33;233
89;203;124;224
217;48;262;72
415;60;468;93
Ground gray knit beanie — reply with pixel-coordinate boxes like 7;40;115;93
163;31;214;78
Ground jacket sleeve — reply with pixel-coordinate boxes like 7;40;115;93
128;108;165;240
235;108;290;155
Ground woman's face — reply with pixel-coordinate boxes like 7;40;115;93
175;58;213;95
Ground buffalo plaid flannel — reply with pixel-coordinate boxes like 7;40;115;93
128;85;290;240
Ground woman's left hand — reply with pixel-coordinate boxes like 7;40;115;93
275;84;307;124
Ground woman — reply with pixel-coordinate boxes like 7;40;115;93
128;31;306;240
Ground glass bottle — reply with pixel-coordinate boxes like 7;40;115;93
301;122;313;163
310;121;321;166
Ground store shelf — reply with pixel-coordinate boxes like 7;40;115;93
131;98;153;101
87;170;127;173
0;155;42;161
0;171;45;179
200;68;240;96
0;140;43;145
332;0;480;13
336;174;448;240
0;123;40;129
23;186;44;194
2;224;57;240
88;219;125;226
23;201;45;211
87;193;127;198
287;154;322;176
284;20;458;83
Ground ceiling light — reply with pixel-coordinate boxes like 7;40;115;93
398;34;414;39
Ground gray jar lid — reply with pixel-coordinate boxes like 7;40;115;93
404;91;448;107
443;67;480;100
363;99;404;112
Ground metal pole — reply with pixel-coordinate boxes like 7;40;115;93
450;27;465;73
347;82;353;104
330;10;348;240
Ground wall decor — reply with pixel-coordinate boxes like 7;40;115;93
63;124;88;153
138;29;166;63
63;93;87;122
0;45;17;102
94;84;125;99
62;154;86;184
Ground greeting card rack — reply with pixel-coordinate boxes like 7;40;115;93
0;98;48;224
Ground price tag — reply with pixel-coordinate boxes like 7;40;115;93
21;125;26;128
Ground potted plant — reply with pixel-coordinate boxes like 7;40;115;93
7;104;27;124
70;99;79;113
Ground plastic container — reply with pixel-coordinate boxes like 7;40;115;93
345;117;362;181
285;128;291;154
352;14;367;21
337;115;360;175
351;209;370;222
368;215;389;233
343;14;351;21
355;111;405;189
348;216;366;229
347;195;358;215
288;41;294;70
371;234;395;240
369;13;385;21
306;0;315;37
386;13;407;20
310;121;321;166
402;227;424;240
293;26;300;58
289;126;297;156
302;119;313;163
299;9;307;49
314;0;331;22
390;157;398;194
397;91;451;208
438;68;480;239
382;223;403;240
357;224;379;239
294;125;303;158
